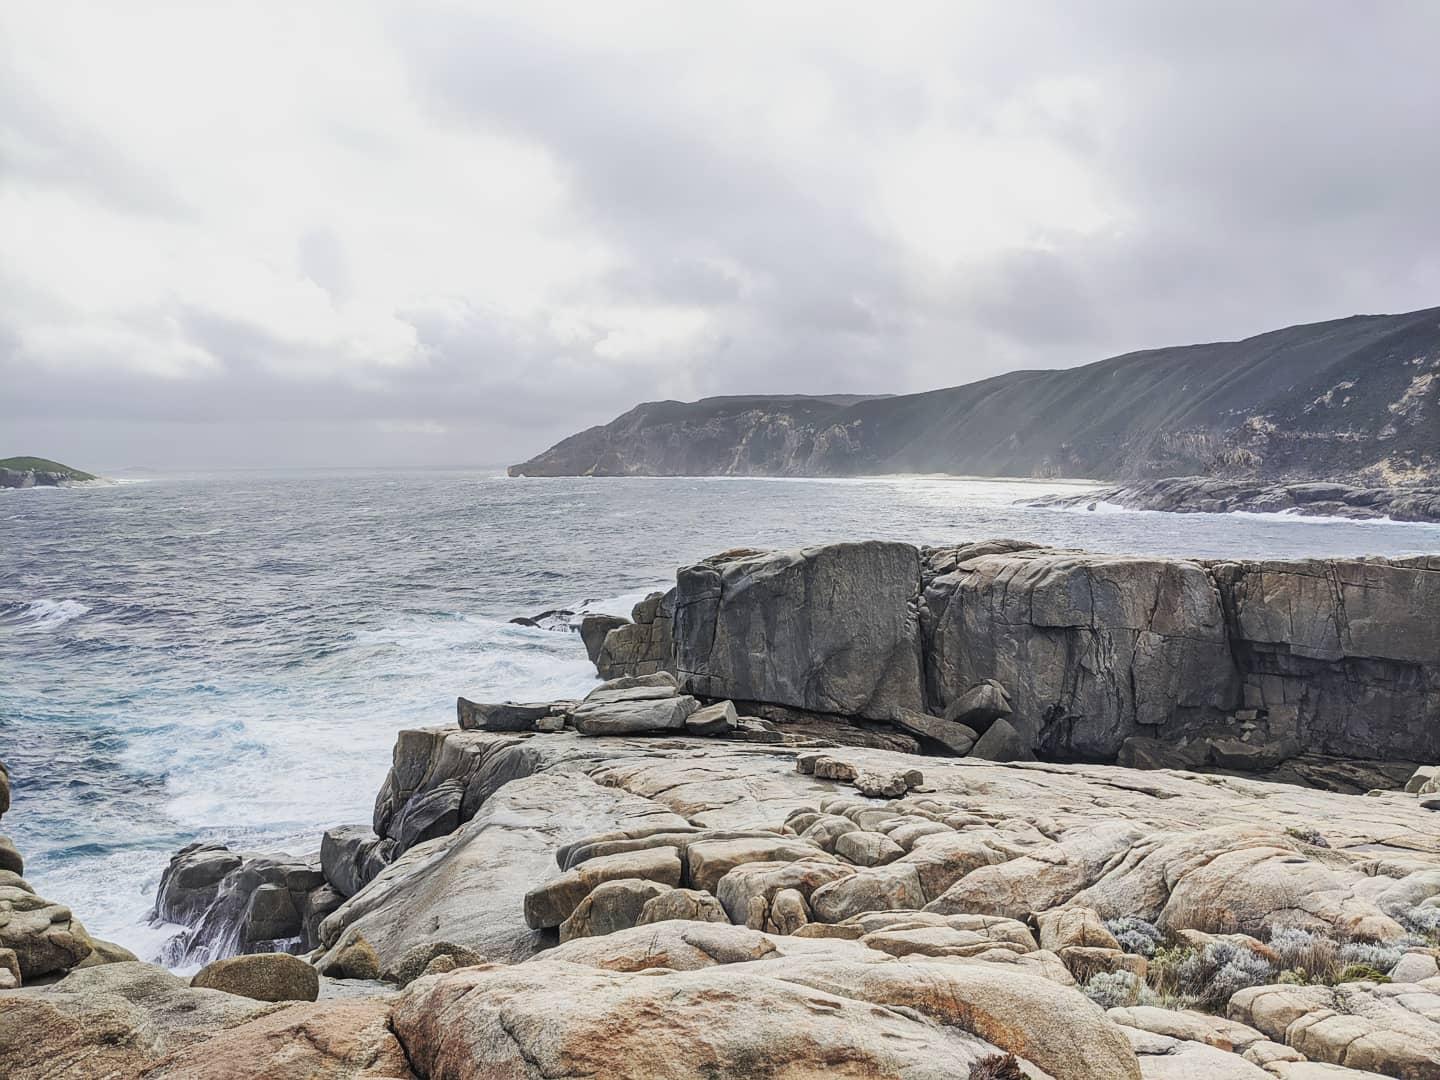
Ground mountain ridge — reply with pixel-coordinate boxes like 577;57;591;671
510;307;1440;483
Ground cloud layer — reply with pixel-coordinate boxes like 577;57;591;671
4;1;1438;468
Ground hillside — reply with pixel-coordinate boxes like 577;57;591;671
510;307;1440;483
0;456;97;488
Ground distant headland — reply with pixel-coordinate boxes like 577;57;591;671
0;456;98;488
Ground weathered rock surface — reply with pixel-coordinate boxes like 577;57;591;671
0;961;413;1079
595;590;675;679
673;541;926;721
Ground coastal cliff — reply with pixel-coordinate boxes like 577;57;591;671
4;538;1440;1079
510;306;1440;486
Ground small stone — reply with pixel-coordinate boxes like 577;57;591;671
191;952;320;1002
813;758;859;781
534;715;565;733
685;701;738;736
852;771;908;798
795;753;823;775
456;699;553;732
383;941;484;987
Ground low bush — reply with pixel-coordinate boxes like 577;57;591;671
1105;916;1164;958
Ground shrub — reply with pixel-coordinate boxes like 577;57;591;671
969;1053;1025;1080
1400;905;1440;941
1284;825;1330;848
1083;970;1141;1009
1337;941;1404;973
1106;916;1164;958
1268;927;1337;981
1173;940;1275;1007
1335;963;1391;984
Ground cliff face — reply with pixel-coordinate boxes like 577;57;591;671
652;540;1440;766
510;307;1440;482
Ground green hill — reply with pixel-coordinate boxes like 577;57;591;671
0;457;97;487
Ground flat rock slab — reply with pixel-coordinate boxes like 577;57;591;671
572;695;699;735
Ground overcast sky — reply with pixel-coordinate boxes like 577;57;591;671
4;1;1438;470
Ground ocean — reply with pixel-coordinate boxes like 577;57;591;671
5;470;1440;961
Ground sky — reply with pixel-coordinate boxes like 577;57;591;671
3;1;1439;470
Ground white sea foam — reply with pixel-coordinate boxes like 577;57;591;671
16;598;91;629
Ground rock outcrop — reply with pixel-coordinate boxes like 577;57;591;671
0;456;97;489
586;540;1440;771
1029;475;1440;523
13;717;1440;1078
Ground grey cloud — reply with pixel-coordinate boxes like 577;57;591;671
6;1;1440;468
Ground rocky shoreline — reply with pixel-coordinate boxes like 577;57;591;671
1027;475;1440;524
4;538;1440;1078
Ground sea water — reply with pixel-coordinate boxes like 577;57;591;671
5;470;1439;960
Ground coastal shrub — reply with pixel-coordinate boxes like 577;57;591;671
1268;928;1337;981
1145;944;1198;1002
1337;941;1405;973
1335;963;1391;984
1400;905;1440;941
1174;941;1275;1007
1284;825;1330;848
1082;970;1142;1009
1106;916;1164;958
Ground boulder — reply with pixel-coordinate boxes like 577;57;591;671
0;876;91;978
812;757;859;781
0;947;18;989
319;932;381;981
810;864;927;922
684;700;738;736
571;694;699;735
383;941;484;987
1404;765;1438;793
0;835;21;876
893;710;979;755
835;830;904;866
637;889;729;926
713;859;856;924
525;847;684;928
673;542;926;722
944;680;1012;731
685;837;831;894
1035;906;1121;952
852;770;911;798
190;952;320;1002
595;590;675;680
320;825;395;899
455;698;552;732
766;889;810;934
559;878;674;942
1389;950;1440;983
969;718;1034;762
800;813;861;852
580;614;630;663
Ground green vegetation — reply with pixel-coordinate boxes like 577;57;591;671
0;456;97;480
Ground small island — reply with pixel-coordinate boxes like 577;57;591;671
0;456;98;488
